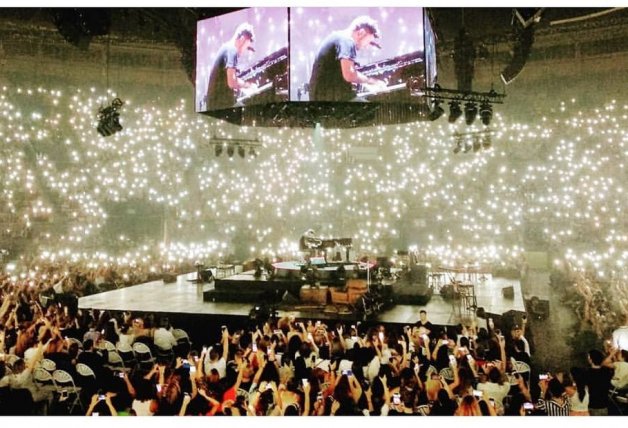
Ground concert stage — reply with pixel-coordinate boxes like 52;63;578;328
78;270;525;328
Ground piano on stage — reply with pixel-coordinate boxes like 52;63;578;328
353;50;425;102
236;47;289;105
320;238;353;262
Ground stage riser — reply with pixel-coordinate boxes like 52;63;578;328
206;276;307;304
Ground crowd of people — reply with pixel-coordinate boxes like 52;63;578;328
2;271;627;417
0;87;627;272
554;263;628;340
0;75;627;418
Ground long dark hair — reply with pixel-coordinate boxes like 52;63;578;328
570;367;587;402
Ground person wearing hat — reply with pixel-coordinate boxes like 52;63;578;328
308;15;387;101
206;22;259;110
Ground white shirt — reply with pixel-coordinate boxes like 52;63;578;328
117;333;135;349
521;336;531;355
366;355;380;382
569;387;590;412
477;381;511;410
23;346;39;367
612;326;628;351
204;355;226;379
153;328;177;351
132;399;154;416
6;368;53;403
612;361;628;389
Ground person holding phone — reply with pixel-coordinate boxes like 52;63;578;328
476;366;510;415
203;327;229;379
86;392;117;416
562;368;590;416
537;377;571;416
328;369;363;415
585;348;613;416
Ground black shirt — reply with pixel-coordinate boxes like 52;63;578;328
206;43;239;110
309;31;357;101
586;366;613;408
415;320;434;334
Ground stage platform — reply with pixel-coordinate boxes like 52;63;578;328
78;271;525;327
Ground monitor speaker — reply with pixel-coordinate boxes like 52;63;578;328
502;286;514;299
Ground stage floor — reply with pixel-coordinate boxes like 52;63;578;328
78;272;525;327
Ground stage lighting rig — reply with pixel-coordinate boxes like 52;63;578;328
209;136;262;159
448;101;463;123
424;86;504;127
480;101;493;126
464;102;478;125
428;99;445;121
96;97;124;137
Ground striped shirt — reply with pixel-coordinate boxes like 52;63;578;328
536;397;571;416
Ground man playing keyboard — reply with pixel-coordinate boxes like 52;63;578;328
308;15;387;102
206;23;259;110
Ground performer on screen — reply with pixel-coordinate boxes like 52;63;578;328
206;23;259;110
308;15;387;102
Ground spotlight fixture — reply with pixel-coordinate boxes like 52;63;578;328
96;97;124;137
464;101;478;125
428;99;445;121
448;101;463;123
210;137;261;160
480;101;493;126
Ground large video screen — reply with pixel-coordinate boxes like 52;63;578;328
289;7;425;103
196;8;289;112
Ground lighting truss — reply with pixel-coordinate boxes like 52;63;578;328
209;137;262;158
424;86;504;126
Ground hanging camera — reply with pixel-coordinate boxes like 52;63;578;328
96;97;124;137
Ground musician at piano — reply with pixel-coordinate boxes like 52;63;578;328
299;228;322;251
308;15;387;102
205;23;259;110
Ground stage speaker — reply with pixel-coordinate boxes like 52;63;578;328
410;264;428;285
502;286;514;299
500;25;535;85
